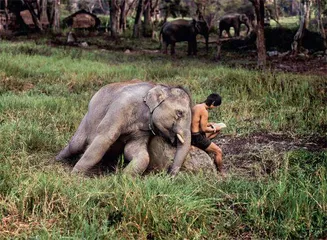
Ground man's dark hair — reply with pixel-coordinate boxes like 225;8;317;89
204;93;221;107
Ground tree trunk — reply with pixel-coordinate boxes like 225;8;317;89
215;34;222;61
119;0;126;32
52;0;60;32
36;0;41;18
98;0;106;13
143;0;153;37
317;0;327;61
23;0;44;32
274;0;279;21
133;0;143;38
40;0;48;28
251;0;267;68
4;0;8;30
122;0;137;32
291;0;311;55
109;0;119;37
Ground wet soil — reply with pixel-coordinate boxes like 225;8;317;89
214;132;326;177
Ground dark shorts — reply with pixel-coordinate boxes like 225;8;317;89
191;132;211;150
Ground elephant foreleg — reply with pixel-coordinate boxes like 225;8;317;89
193;40;197;55
123;138;150;176
72;128;120;173
234;25;240;37
187;41;192;55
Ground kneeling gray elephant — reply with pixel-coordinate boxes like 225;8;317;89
56;80;192;176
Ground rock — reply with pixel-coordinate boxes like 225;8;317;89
278;51;290;58
67;31;77;44
146;136;218;175
298;53;308;59
267;51;278;57
79;42;89;48
124;49;131;54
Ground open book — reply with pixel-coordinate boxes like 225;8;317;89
212;122;227;130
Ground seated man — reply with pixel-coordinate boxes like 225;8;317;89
191;93;224;174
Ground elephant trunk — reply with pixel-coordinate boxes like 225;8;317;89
168;129;191;176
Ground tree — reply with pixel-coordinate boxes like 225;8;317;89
51;0;61;32
22;0;44;32
250;0;267;68
108;0;119;37
291;0;312;55
317;0;327;61
274;0;279;20
133;0;143;37
4;0;9;30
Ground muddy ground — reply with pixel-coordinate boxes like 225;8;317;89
214;132;326;178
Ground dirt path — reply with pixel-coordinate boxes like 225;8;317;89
214;132;326;177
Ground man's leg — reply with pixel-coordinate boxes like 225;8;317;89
206;131;220;140
205;142;223;173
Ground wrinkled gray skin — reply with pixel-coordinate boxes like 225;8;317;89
56;80;192;176
219;13;251;38
160;19;209;55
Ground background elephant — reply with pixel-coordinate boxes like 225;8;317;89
56;80;192;176
160;19;209;55
218;13;251;38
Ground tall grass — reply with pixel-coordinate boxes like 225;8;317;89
0;40;326;238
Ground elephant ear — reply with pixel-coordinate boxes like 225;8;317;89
144;85;169;112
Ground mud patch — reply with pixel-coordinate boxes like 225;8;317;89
214;132;326;178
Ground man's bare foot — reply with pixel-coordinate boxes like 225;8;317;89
217;168;227;178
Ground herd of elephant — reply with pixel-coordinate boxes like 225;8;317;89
160;13;252;56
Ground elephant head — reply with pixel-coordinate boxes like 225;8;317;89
144;85;192;175
193;19;209;52
239;14;251;33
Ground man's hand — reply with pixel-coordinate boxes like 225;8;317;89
212;123;227;131
209;124;217;133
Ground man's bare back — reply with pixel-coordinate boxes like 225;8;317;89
192;103;210;133
190;94;224;174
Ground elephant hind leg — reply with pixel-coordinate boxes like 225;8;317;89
56;117;87;161
163;41;169;54
234;26;240;37
123;138;150;176
170;42;176;55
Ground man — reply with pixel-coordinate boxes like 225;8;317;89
191;93;224;174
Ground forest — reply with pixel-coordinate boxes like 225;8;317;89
0;0;326;239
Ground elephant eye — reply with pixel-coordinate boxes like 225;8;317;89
176;110;184;118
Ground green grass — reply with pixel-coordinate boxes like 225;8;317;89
0;39;326;239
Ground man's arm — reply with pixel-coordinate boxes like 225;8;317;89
200;110;216;133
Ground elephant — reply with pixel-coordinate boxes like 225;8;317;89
160;19;209;55
218;13;251;38
56;80;192;176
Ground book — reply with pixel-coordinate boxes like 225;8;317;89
213;122;227;130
